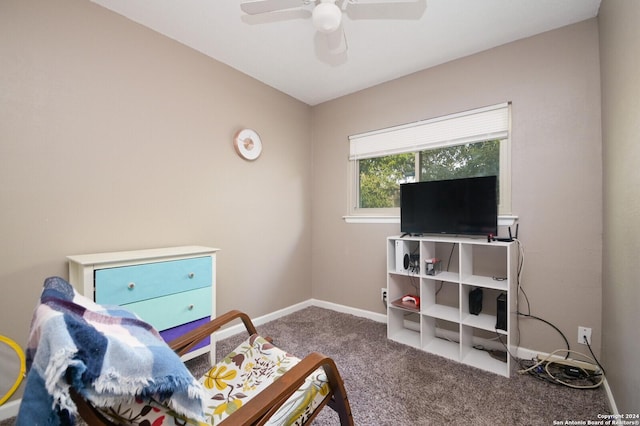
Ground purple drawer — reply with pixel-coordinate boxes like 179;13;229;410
160;317;210;352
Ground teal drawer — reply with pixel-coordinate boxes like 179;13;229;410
124;286;211;331
95;257;212;305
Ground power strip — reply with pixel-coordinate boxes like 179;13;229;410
535;354;599;373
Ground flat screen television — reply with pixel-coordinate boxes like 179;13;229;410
400;176;498;236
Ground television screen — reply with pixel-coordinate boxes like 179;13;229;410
400;176;498;236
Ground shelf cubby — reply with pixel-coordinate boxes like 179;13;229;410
388;306;420;349
421;317;459;360
460;324;509;376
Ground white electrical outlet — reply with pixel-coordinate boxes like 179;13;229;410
578;326;592;345
381;288;387;302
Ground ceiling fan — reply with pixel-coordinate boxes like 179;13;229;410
240;0;424;55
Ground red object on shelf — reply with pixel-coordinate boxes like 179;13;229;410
391;294;420;311
401;294;420;305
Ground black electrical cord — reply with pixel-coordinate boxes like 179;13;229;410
517;312;571;359
435;242;456;295
408;244;420;292
512;239;525;349
494;328;528;368
583;335;606;376
512;239;570;359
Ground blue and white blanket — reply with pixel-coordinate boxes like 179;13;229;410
17;276;206;426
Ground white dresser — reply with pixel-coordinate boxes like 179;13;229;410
67;246;219;362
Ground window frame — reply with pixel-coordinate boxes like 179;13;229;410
346;103;512;222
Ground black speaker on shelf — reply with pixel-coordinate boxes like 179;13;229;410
403;253;420;272
469;288;483;315
496;292;507;331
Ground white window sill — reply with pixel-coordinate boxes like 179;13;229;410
343;215;518;227
343;215;400;224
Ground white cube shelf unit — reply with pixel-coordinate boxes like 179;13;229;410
387;235;517;377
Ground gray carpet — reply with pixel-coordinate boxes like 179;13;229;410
194;306;610;426
2;306;610;425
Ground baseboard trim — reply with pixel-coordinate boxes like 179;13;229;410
310;299;388;324
0;399;21;421
213;299;386;341
602;377;619;415
213;299;314;341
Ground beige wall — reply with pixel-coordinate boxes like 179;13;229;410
0;0;312;401
311;19;603;357
599;0;640;414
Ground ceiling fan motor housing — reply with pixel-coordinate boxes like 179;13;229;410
312;0;342;33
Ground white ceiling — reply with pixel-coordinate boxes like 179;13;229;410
89;0;601;106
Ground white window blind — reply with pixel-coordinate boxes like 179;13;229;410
349;103;510;160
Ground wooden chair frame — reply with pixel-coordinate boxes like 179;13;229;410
72;310;354;426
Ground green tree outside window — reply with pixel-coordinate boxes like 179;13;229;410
358;140;500;209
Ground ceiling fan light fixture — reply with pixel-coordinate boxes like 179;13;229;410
312;0;342;33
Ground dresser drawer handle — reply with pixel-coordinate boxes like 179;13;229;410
127;282;135;290
188;304;194;310
188;272;195;279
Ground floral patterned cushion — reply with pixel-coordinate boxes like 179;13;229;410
97;396;206;426
96;334;330;426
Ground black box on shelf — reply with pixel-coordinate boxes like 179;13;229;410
496;292;507;331
469;288;483;315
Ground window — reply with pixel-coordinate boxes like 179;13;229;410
348;103;511;219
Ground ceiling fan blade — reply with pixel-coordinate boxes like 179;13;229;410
346;0;420;4
240;0;308;15
346;0;426;20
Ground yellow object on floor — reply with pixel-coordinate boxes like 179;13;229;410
0;335;25;405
